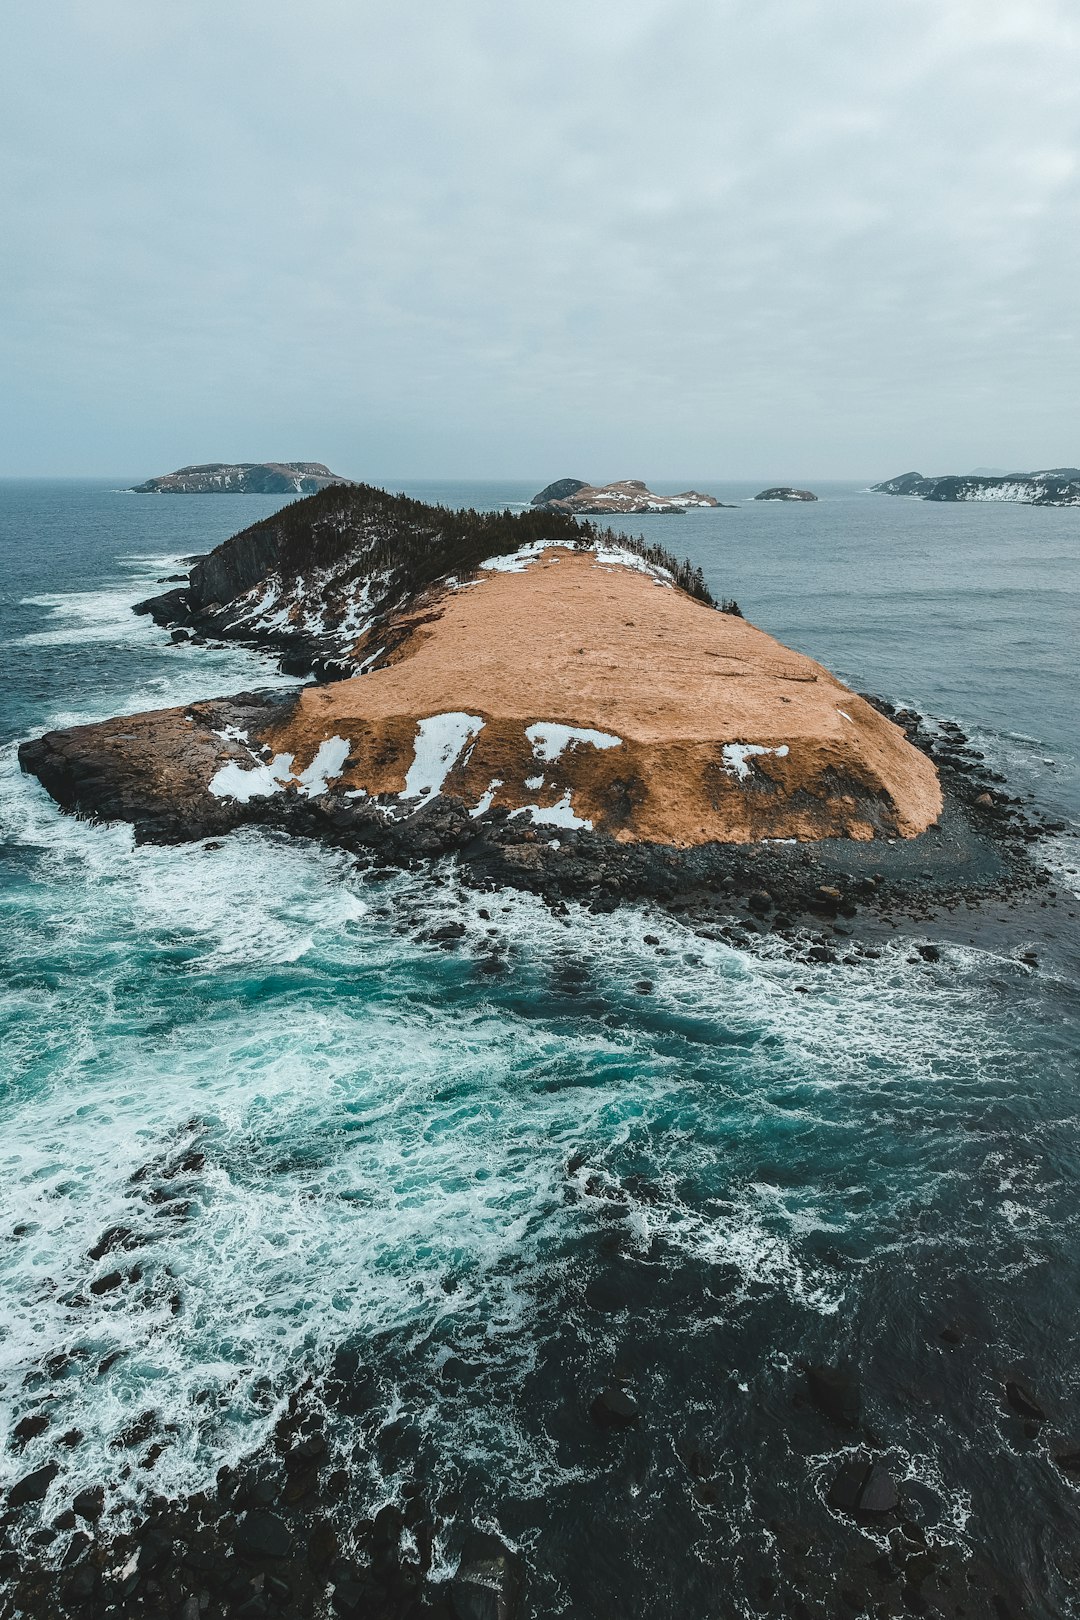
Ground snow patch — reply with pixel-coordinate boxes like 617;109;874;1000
526;723;623;763
722;743;790;780
510;791;592;830
470;778;504;818
208;754;295;803
479;539;556;574
297;736;351;798
591;543;675;585
401;713;485;807
525;775;545;791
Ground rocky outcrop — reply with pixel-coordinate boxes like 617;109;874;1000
754;487;818;502
24;535;942;852
872;469;1080;505
530;477;588;506
130;462;353;495
533;479;723;514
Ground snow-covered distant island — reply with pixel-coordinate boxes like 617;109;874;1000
872;469;1080;506
531;478;730;514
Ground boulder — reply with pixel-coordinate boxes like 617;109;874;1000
827;1455;899;1516
591;1385;641;1428
8;1462;59;1508
450;1531;523;1620
72;1485;105;1522
234;1508;293;1560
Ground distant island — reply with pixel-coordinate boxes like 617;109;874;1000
754;487;818;502
131;461;353;495
872;468;1080;506
531;478;726;514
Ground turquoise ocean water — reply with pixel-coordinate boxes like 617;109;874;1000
1;479;1078;1614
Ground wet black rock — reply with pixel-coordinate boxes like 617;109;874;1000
89;1268;124;1295
591;1385;641;1428
87;1224;139;1260
827;1456;899;1516
9;1463;59;1508
1005;1378;1045;1420
806;1364;862;1428
71;1485;105;1522
234;1508;294;1560
450;1531;523;1620
13;1412;50;1447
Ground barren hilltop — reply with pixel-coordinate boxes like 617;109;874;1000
22;485;941;865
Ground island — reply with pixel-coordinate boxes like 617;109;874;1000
754;487;818;502
130;461;354;495
22;482;943;866
531;478;726;514
872;468;1080;505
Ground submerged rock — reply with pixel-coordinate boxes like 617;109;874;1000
827;1455;899;1516
1005;1378;1046;1420
806;1365;862;1428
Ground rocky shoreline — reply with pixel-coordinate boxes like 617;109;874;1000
16;680;1055;937
6;695;1067;1619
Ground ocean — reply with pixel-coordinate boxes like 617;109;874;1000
1;478;1078;1616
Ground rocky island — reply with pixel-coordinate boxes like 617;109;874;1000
531;478;725;514
754;487;818;502
873;468;1080;505
131;461;353;495
21;484;950;885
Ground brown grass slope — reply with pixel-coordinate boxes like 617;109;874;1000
263;546;941;845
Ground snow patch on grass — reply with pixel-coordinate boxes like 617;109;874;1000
401;713;485;808
298;737;351;798
470;779;504;818
722;743;790;781
526;723;623;763
510;791;592;830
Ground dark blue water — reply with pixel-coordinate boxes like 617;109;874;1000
1;480;1078;1615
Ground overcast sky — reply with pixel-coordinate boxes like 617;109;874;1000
1;0;1078;480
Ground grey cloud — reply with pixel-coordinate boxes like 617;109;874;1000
1;0;1077;477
